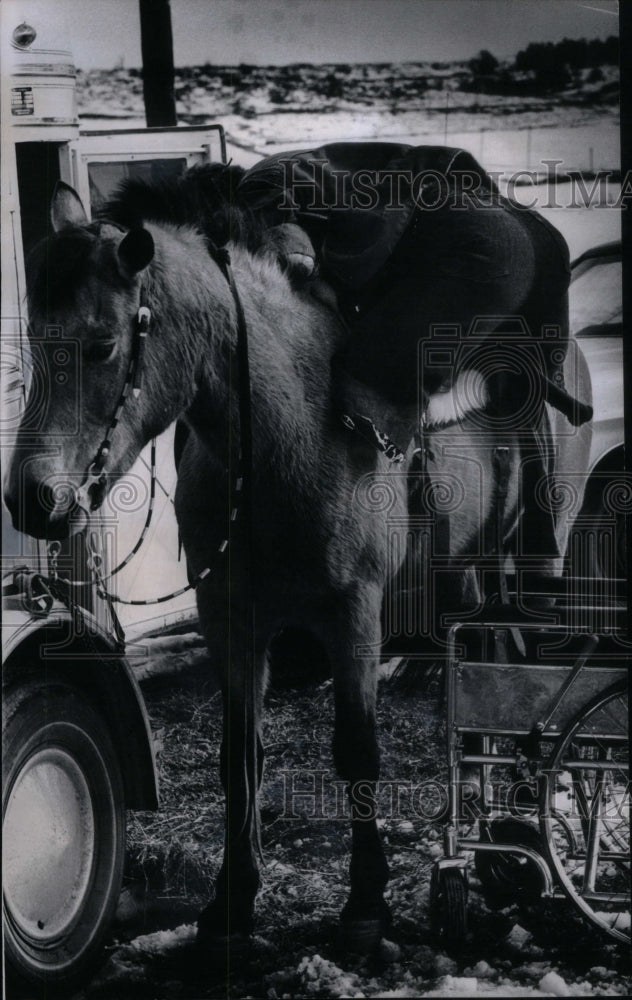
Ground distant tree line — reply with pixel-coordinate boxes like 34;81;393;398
468;50;499;76
513;35;619;72
464;35;619;96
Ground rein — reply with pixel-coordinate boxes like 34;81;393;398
209;243;261;851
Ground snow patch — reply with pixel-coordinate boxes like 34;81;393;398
505;924;533;951
440;975;479;993
434;953;458;976
465;960;495;979
297;953;365;997
538;971;571;996
122;922;196;956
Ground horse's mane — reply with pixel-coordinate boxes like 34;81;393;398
101;162;264;251
26;163;268;313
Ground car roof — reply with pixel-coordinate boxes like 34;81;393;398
571;240;621;280
570;241;622;337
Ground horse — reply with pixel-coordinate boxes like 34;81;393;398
4;176;592;959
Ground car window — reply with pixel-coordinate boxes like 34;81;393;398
570;259;622;336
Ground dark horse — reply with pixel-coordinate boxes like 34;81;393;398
4;174;592;957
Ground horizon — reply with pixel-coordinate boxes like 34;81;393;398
77;33;620;73
33;0;619;71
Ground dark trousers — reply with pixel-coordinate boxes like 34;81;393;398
335;188;571;414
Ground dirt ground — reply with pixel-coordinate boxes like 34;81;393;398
65;654;631;999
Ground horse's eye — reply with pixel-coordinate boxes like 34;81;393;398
84;340;117;363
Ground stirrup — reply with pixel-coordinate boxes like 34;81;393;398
342;412;405;464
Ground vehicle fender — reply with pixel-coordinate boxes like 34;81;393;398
581;443;625;515
2;597;159;809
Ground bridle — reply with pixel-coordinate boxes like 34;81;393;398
69;218;152;518
73;285;152;517
56;232;254;614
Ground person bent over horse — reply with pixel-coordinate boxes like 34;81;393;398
107;144;591;561
237;143;590;454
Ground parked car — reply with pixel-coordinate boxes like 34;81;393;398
568;240;625;579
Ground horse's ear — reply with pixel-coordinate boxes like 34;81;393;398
117;228;155;277
50;181;88;231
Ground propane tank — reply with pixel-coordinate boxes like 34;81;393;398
1;0;81;329
1;0;79;139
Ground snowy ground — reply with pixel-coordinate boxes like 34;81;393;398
77;60;621;175
53;663;629;1000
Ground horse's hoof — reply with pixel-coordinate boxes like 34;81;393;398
196;928;252;969
338;917;383;955
196;904;253;969
339;897;392;954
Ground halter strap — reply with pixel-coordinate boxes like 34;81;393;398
74;287;151;514
72;241;253;626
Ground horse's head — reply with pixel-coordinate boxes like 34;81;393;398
3;182;182;539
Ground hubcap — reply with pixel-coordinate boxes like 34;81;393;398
3;747;95;941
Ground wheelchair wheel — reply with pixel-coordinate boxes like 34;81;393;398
430;866;468;945
475;818;546;907
540;683;630;944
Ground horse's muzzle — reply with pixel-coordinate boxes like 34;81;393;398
3;477;89;540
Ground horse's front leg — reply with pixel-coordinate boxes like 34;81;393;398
196;590;267;953
323;584;390;952
174;449;266;953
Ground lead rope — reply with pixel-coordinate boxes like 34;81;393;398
48;438;158;589
211;245;262;856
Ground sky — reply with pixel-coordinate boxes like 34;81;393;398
7;0;620;69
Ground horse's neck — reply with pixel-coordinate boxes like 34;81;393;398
141;224;232;436
151;233;341;465
223;249;342;467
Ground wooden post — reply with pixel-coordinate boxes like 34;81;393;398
139;0;177;127
526;125;532;171
443;90;449;144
